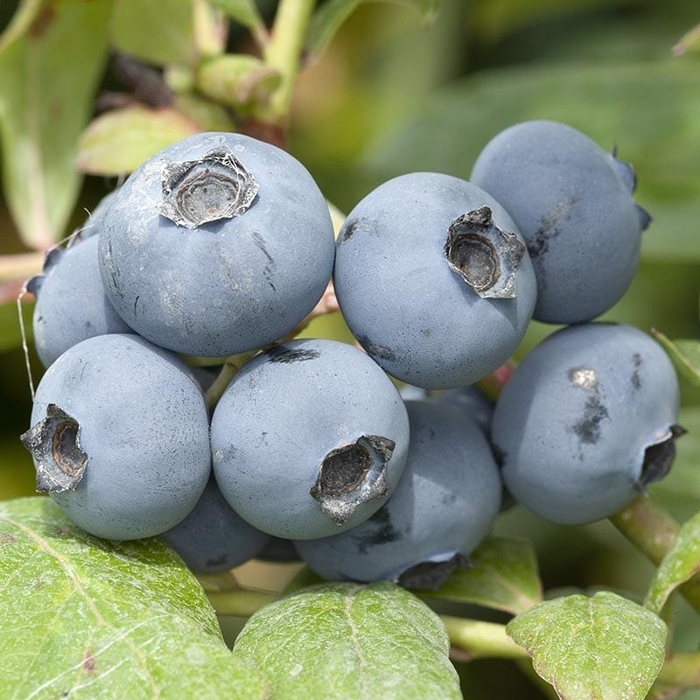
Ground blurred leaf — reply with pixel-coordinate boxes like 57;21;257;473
76;105;200;176
651;330;700;388
0;496;270;698
305;0;439;59
507;591;667;700
471;0;650;44
419;536;542;615
209;0;265;35
232;581;462;699
366;60;700;262
645;511;700;614
111;0;200;66
0;0;114;248
672;22;700;56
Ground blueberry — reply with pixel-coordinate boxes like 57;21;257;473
20;334;211;540
29;234;132;367
470;120;650;323
491;323;682;525
160;476;271;573
333;172;537;389
294;400;502;588
210;338;410;540
98;132;335;357
434;385;494;438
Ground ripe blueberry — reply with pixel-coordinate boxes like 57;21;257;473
470;120;650;323
491;323;682;524
333;172;537;389
210;338;410;540
21;334;211;540
98;132;335;357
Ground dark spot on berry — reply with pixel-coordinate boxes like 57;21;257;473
357;335;396;362
267;345;320;363
573;395;609;445
354;505;402;554
631;353;642;389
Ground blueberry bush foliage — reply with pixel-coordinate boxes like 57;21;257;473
1;1;700;698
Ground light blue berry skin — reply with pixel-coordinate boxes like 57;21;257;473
333;172;537;389
98;132;335;357
294;400;502;585
491;323;680;525
210;338;410;540
26;334;212;540
160;477;271;573
470;120;650;324
30;234;132;368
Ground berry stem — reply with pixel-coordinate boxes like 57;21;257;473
263;0;315;122
440;616;527;661
609;495;700;612
204;350;258;410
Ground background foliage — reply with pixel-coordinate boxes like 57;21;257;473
0;1;698;697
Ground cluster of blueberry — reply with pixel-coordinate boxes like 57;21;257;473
20;120;682;588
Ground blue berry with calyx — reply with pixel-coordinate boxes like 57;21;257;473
333;172;537;389
470;120;650;324
210;338;410;540
491;322;683;525
98;131;335;357
294;400;502;589
20;333;212;540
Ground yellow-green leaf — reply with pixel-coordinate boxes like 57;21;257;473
645;510;700;614
0;496;270;699
233;581;462;700
76;105;200;177
507;591;667;700
0;0;114;248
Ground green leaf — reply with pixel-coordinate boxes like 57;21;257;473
110;0;199;66
650;330;700;388
507;591;668;700
0;0;114;248
232;581;462;700
0;496;270;699
76;105;200;177
418;536;542;615
645;510;700;614
305;0;439;59
208;0;266;35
